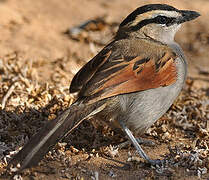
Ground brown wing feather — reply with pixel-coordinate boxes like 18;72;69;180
70;40;178;103
100;55;177;99
70;46;112;93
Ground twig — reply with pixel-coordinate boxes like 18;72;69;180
1;82;17;109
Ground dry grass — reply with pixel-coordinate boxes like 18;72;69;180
0;1;208;179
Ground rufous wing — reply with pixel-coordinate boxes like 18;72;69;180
70;42;178;103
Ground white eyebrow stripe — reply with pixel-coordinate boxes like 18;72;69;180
131;10;181;26
152;10;181;18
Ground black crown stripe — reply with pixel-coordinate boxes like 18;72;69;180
120;4;177;27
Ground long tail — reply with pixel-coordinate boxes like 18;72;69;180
8;101;106;171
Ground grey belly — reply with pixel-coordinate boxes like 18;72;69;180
117;84;181;134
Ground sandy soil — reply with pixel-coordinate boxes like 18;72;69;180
0;0;208;179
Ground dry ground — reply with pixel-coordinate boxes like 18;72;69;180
0;0;208;179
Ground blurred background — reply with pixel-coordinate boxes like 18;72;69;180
0;0;208;179
0;0;208;87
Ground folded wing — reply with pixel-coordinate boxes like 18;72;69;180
70;41;178;103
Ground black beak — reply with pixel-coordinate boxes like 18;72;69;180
178;10;200;24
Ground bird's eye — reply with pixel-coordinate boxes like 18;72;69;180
156;16;169;24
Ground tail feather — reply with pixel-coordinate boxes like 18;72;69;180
8;101;106;171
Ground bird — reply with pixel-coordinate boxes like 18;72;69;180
8;4;200;171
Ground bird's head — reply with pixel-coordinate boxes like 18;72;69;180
116;4;200;44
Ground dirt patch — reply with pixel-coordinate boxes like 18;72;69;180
0;0;208;179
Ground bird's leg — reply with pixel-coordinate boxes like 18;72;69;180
119;121;163;166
